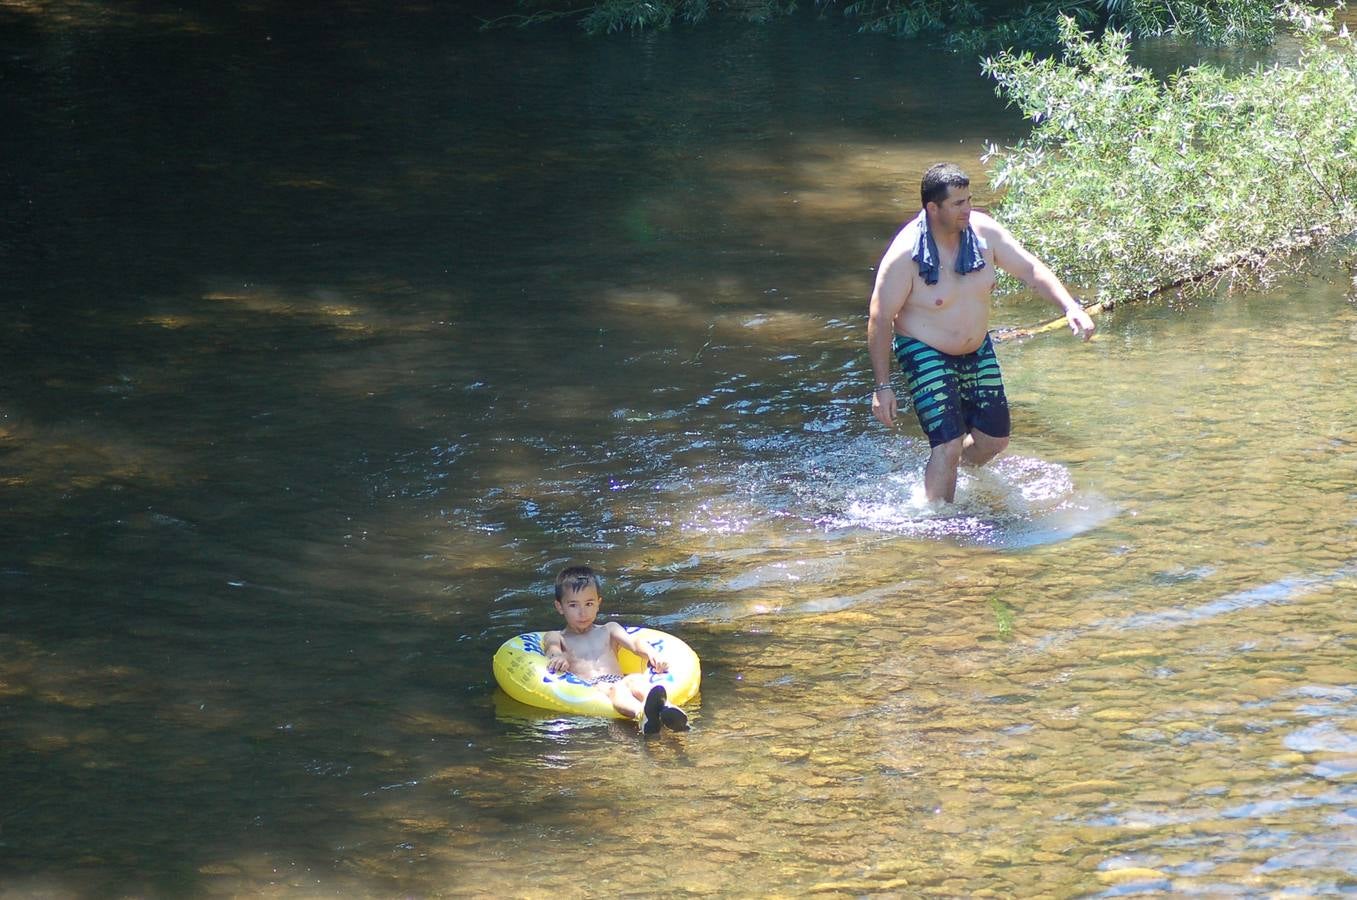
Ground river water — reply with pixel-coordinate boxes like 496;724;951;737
4;3;1357;897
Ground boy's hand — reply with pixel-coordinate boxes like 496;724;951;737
647;651;670;674
546;653;568;674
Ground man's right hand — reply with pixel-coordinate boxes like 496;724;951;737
872;386;897;426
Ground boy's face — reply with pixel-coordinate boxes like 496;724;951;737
554;583;602;633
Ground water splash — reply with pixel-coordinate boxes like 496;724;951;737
698;432;1116;549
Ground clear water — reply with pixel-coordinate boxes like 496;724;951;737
3;3;1356;896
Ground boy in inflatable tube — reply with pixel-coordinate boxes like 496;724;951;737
545;565;689;735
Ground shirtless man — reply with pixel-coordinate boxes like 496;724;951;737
868;162;1096;502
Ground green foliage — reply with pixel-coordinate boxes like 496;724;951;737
1109;0;1282;43
840;0;1102;50
838;0;1287;47
839;0;981;39
982;7;1357;304
484;0;1286;44
481;0;796;33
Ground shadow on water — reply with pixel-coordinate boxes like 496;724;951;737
4;1;1357;897
1;3;1020;893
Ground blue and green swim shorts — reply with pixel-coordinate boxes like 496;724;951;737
892;332;1011;447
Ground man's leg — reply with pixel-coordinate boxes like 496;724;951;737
959;336;1010;467
962;429;1008;467
928;430;1007;501
925;437;964;503
897;334;963;502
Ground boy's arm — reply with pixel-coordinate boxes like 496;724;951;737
607;623;669;674
542;631;569;673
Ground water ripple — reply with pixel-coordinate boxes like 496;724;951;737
691;432;1115;549
1285;722;1357;754
1109;567;1356;632
1033;562;1357;654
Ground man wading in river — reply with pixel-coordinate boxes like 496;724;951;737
867;162;1096;503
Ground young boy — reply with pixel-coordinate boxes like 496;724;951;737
544;565;689;735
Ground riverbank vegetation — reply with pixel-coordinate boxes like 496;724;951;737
982;6;1357;307
487;0;1288;46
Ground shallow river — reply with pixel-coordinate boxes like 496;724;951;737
3;3;1357;897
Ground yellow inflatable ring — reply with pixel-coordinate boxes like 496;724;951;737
493;627;701;718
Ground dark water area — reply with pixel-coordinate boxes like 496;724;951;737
4;3;1357;896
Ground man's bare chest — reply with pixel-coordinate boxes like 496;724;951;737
908;263;996;311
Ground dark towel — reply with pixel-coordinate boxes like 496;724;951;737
906;209;987;285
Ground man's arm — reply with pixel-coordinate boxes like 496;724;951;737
981;214;1096;341
868;249;912;425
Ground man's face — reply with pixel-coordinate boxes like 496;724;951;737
928;184;973;233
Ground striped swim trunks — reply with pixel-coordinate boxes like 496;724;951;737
892;332;1011;447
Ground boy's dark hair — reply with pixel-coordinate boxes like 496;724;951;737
921;162;970;208
554;565;600;601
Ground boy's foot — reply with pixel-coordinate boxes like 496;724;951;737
641;685;667;736
660;705;689;732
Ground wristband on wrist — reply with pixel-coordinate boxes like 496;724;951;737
873;383;892;392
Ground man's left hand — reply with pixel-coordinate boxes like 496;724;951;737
1067;306;1096;341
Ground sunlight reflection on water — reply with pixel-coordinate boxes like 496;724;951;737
8;5;1357;897
685;431;1117;549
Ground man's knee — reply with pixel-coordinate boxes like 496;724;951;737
931;437;965;468
983;434;1009;455
968;431;1008;463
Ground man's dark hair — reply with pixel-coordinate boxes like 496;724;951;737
554;564;600;600
921;162;970;208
